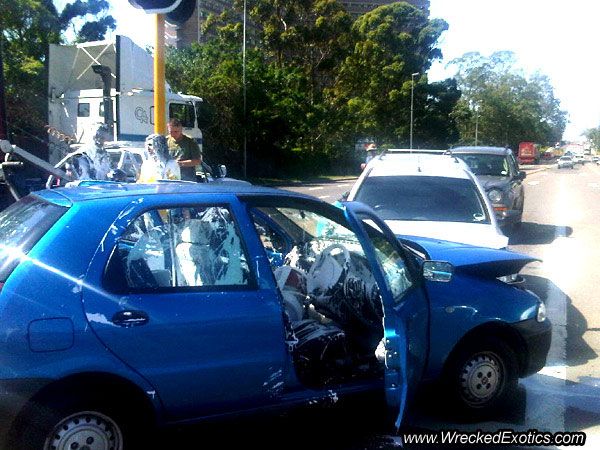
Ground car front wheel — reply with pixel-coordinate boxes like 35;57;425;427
443;337;518;416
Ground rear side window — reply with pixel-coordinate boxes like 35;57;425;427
0;197;67;282
108;205;254;291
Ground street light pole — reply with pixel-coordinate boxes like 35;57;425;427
242;0;247;178
410;72;418;149
475;105;479;145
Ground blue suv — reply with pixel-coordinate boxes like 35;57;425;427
0;183;550;449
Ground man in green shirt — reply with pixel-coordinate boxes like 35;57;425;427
167;118;202;181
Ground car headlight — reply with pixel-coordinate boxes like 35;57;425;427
536;301;547;322
488;189;503;203
497;273;519;283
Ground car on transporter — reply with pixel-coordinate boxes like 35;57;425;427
0;182;550;449
449;147;526;232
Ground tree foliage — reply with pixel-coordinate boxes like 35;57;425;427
167;1;458;176
0;0;115;135
335;3;449;144
448;51;567;150
585;127;600;151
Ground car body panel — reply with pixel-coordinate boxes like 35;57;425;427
422;273;542;380
385;220;508;250
81;194;289;420
394;236;543;380
399;235;538;278
343;201;430;426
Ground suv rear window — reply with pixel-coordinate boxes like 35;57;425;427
354;175;490;224
0;196;67;282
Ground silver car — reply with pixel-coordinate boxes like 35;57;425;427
557;156;575;169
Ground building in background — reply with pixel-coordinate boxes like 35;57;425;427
341;0;429;19
166;0;430;49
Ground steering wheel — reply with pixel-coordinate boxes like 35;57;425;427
306;243;351;301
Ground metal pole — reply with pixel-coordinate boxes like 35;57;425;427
475;109;479;145
242;0;247;178
0;37;8;140
410;72;418;149
154;14;166;134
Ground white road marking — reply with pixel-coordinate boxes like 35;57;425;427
338;184;350;187
318;195;330;199
308;187;324;191
579;173;589;177
530;174;569;432
528;181;540;185
541;172;549;176
589;183;599;188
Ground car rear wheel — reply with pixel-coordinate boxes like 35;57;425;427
12;390;149;450
443;337;518;416
43;410;123;450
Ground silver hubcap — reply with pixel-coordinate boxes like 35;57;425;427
44;411;123;450
459;353;503;405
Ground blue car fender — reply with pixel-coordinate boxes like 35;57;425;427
422;273;541;380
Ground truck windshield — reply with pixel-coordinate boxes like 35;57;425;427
0;196;67;282
455;154;509;176
354;175;490;224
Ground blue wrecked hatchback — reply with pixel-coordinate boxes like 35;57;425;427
0;183;551;449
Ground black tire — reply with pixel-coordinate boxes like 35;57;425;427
442;337;518;417
10;389;151;450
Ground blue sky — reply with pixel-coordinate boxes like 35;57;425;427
55;0;600;141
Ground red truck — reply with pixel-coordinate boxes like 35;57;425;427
518;142;541;164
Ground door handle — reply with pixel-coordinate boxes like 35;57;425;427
112;310;149;327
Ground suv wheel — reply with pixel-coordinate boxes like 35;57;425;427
443;337;518;415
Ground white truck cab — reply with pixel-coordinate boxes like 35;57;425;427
48;36;203;164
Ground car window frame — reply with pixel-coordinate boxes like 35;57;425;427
239;194;422;284
103;202;259;295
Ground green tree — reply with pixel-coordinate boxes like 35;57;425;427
334;2;449;146
414;78;461;148
448;51;567;149
0;0;115;136
585;127;600;151
166;1;456;176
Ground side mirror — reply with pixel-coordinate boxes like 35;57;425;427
518;171;526;180
360;163;366;170
422;260;454;282
218;164;227;178
338;191;349;202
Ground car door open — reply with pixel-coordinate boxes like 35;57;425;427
343;201;430;429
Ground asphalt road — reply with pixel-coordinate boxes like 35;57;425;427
162;161;600;449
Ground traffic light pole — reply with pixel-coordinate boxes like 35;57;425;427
154;14;166;134
0;38;8;141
